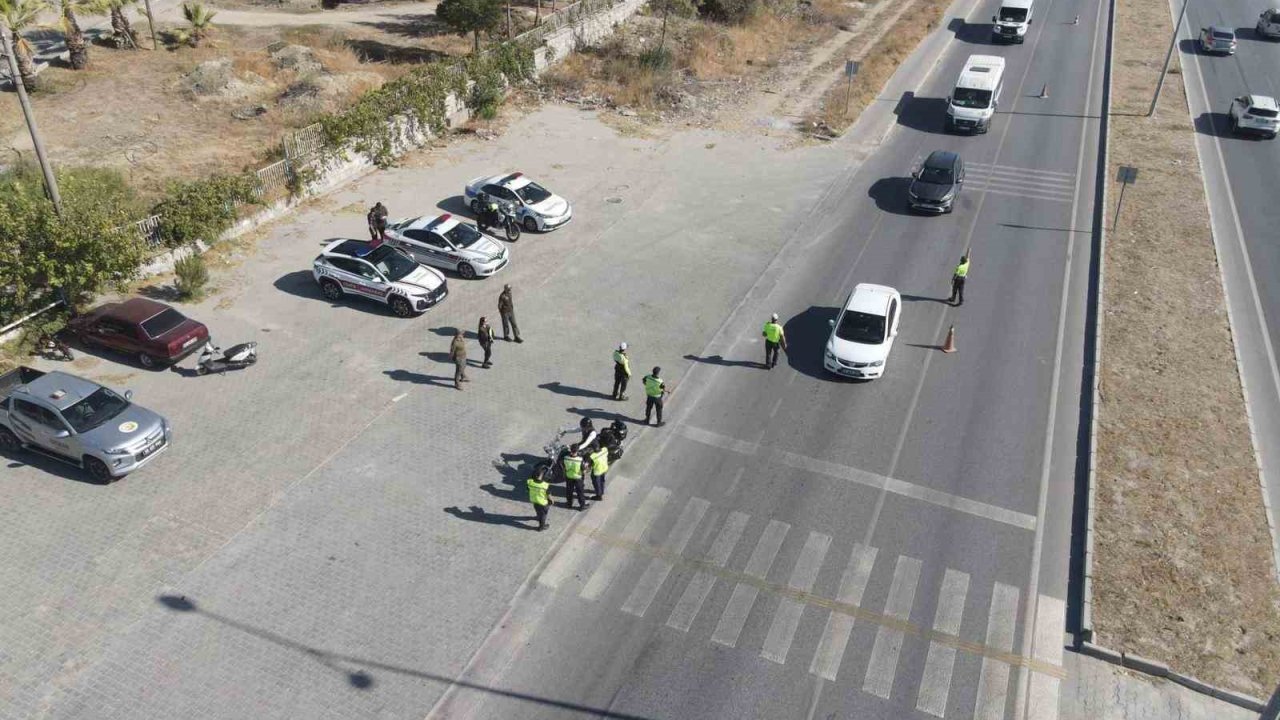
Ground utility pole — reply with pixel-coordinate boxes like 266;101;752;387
143;0;158;50
657;0;670;57
1149;0;1190;117
1;21;63;216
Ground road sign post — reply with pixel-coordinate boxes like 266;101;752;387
1114;166;1139;231
843;60;860;116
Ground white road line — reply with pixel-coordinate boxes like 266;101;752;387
862;555;923;699
667;511;749;632
915;568;971;717
580;488;671;601
680;424;761;455
711;519;790;648
975;186;1075;205
968;178;1077;197
761;531;832;664
974;583;1021;720
965;170;1075;190
968;162;1077;179
538;475;638;589
810;544;878;681
1025;595;1065;720
391;393;407;402
768;397;784;418
723;467;745;498
620;498;711;617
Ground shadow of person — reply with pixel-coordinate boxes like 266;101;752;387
683;353;761;369
444;505;536;529
538;381;612;399
383;369;456;387
479;483;524;501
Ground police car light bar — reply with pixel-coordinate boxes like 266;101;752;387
427;214;452;228
500;172;523;184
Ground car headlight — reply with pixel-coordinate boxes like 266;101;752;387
869;360;884;367
908;190;919;200
941;192;954;203
824;348;836;361
104;446;132;456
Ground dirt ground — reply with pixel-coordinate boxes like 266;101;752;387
1092;0;1280;697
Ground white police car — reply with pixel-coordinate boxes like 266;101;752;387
312;239;447;317
464;172;573;232
385;214;510;280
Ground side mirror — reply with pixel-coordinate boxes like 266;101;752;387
1027;18;1032;24
54;429;71;439
911;170;919;179
828;319;836;328
946;95;952;104
124;390;133;401
992;15;997;22
891;329;899;338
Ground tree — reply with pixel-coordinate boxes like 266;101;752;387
436;0;502;53
0;0;46;90
105;0;139;48
58;0;107;70
178;2;215;47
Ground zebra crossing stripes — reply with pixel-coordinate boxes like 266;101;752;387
760;531;831;664
580;488;670;601
1026;595;1066;720
916;569;971;717
666;511;749;632
621;498;710;617
538;474;640;589
711;520;789;648
810;544;878;682
862;556;923;699
973;583;1021;720
966;163;1075;204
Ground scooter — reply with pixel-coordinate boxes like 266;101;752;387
196;340;258;376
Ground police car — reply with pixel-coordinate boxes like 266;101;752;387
463;172;573;232
385;214;510;280
312;239;448;317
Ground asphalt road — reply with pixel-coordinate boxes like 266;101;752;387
429;0;1108;717
1175;0;1280;572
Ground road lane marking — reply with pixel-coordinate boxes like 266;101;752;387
974;583;1021;720
723;467;745;498
916;568;971;717
621;498;710;618
965;170;1076;191
581;487;671;601
973;186;1075;204
711;519;790;648
810;544;878;681
680;424;761;455
862;555;923;699
761;531;832;664
537;474;640;589
1025;594;1066;720
667;511;749;632
391;393;407;402
968;162;1077;179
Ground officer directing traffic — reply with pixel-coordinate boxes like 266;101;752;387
527;465;552;531
762;314;787;369
643;367;669;427
612;342;631;401
949;255;970;306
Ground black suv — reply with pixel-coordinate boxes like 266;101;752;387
908;151;965;214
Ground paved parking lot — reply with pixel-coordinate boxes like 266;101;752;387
0;104;852;719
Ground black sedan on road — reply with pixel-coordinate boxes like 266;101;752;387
908;150;965;214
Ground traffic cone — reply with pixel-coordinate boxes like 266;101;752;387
941;325;957;354
1038;83;1049;99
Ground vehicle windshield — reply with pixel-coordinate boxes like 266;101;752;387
140;308;187;338
836;310;886;345
444;223;485;249
62;387;130;434
513;181;552;205
951;87;993;109
1212;30;1235;39
998;7;1028;21
365;245;418;282
918;164;954;184
1249;106;1279;118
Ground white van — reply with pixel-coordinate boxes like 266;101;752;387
947;55;1004;134
992;0;1033;43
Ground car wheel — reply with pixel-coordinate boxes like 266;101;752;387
138;352;157;369
0;427;21;453
523;216;539;233
458;262;477;280
389;296;413;318
84;456;113;484
320;279;343;301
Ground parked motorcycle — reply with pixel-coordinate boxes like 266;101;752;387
38;331;75;362
196;340;258;376
476;196;522;242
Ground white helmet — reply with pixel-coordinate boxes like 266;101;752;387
619;342;628;350
771;313;779;321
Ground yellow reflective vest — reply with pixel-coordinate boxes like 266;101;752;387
527;476;550;506
590;447;610;475
613;350;631;376
763;322;784;343
643;375;664;398
954;260;970;278
563;455;583;480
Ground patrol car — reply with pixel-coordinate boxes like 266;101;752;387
463;172;573;232
312;239;448;317
385;214;510;280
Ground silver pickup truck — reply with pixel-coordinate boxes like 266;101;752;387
0;367;171;483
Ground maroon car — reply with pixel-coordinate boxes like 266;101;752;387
71;298;209;369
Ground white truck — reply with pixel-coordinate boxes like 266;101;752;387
947;55;1005;134
992;0;1033;43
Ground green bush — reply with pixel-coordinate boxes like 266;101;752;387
174;252;209;301
153;174;259;248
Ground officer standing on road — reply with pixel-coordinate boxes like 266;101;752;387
367;202;388;243
762;314;787;369
527;465;552;531
498;284;523;343
612;342;631;401
643;367;669;427
449;328;469;389
478;316;495;368
949;254;970;306
588;442;610;500
561;444;589;510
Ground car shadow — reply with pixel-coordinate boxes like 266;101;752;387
1234;26;1265;42
867;177;915;215
136;283;182;302
895;92;950;134
683;353;762;369
539;381;613;400
382;369;456;387
1178;37;1202;54
1;452;102;484
436;195;475;218
443;505;537;529
1193;111;1239;139
949;18;994;44
783;306;840;379
273;270;401;316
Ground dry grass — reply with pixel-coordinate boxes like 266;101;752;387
1092;0;1280;697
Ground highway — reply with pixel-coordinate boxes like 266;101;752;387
429;0;1108;717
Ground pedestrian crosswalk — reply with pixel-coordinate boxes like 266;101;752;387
966;163;1076;205
538;485;1066;719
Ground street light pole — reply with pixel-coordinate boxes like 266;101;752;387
1;21;62;215
1149;0;1190;117
142;0;158;50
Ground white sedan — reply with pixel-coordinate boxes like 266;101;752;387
824;283;901;380
464;172;573;232
385;214;510;280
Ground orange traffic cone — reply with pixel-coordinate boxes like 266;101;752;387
941;325;957;353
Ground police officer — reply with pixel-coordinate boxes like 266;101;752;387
612;342;631;401
588;442;610;500
367;202;388;242
561;444;589;510
642;367;668;427
476;193;502;234
498;284;522;343
949;255;970;306
449;328;468;389
478;316;495;368
527;466;552;531
762;313;787;369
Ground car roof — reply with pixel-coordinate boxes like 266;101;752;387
95;297;171;324
1248;95;1279;110
846;283;899;315
923;150;961;169
324;238;378;258
959;55;1005;91
1002;0;1033;9
404;214;461;234
1207;25;1235;34
18;371;106;411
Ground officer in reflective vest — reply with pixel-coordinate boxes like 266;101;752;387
612;342;631;401
527;466;551;531
643;367;668;427
762;314;787;369
949;255;970;306
588;444;610;500
561;444;589;510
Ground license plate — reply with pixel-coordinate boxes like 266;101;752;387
182;337;198;349
137;438;164;460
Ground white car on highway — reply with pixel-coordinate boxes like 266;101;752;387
1258;8;1280;38
1228;94;1280;139
312;239;448;317
824;284;901;380
464;172;573;232
385;214;510;280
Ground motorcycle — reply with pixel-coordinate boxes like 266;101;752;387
196;340;258;376
476;198;522;242
38;331;75;362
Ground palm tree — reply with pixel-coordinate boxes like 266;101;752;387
59;0;107;69
105;0;137;47
180;2;215;46
0;0;47;90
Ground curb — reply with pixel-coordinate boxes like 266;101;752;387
1078;641;1267;712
